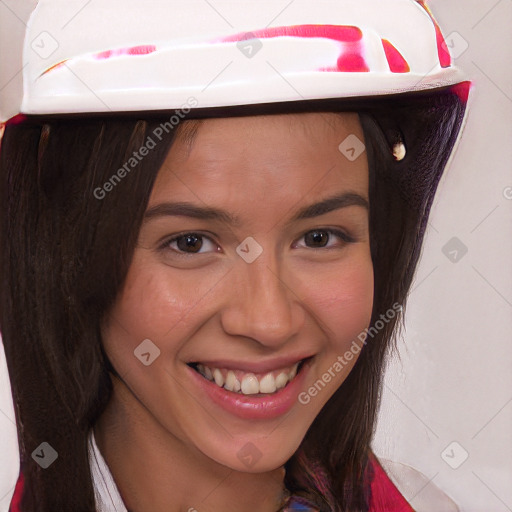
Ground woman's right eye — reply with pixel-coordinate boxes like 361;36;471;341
162;233;219;255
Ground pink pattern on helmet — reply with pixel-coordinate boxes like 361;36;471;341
381;39;410;73
416;1;451;68
218;24;371;72
94;45;157;60
219;24;363;43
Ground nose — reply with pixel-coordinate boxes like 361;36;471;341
220;256;305;348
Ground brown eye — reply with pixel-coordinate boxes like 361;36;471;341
165;233;218;254
176;234;203;253
304;230;330;248
296;229;355;250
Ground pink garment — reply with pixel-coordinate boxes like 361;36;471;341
368;452;416;511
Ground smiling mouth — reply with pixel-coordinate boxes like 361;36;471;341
187;359;309;396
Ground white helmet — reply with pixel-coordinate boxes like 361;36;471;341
2;0;470;119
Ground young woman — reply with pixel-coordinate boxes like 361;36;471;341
0;0;470;510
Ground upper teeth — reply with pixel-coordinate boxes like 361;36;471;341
196;362;300;395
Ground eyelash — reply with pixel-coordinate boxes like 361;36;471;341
159;228;356;256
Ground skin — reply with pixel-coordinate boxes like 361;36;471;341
94;112;374;512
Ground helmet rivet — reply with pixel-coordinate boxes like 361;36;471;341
393;141;406;161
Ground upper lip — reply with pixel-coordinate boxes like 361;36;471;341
188;354;314;374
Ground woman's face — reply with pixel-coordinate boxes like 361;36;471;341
101;112;374;472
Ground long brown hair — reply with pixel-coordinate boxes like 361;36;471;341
0;91;466;511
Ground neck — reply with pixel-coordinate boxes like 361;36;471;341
93;374;287;512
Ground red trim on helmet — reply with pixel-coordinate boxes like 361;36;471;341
336;53;369;72
381;39;410;73
219;24;363;43
219;25;369;72
450;81;472;103
416;1;451;68
94;45;157;60
5;114;27;126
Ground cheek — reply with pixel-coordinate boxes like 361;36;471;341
302;252;374;349
101;252;207;364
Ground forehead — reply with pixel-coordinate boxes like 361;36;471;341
172;111;363;154
150;112;368;209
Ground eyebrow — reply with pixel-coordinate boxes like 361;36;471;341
143;192;369;226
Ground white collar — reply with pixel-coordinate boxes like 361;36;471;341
88;429;128;512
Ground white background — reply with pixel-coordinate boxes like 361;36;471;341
0;1;511;511
372;1;512;510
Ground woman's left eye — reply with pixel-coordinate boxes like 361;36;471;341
294;229;355;249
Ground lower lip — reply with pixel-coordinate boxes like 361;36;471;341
186;360;312;420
